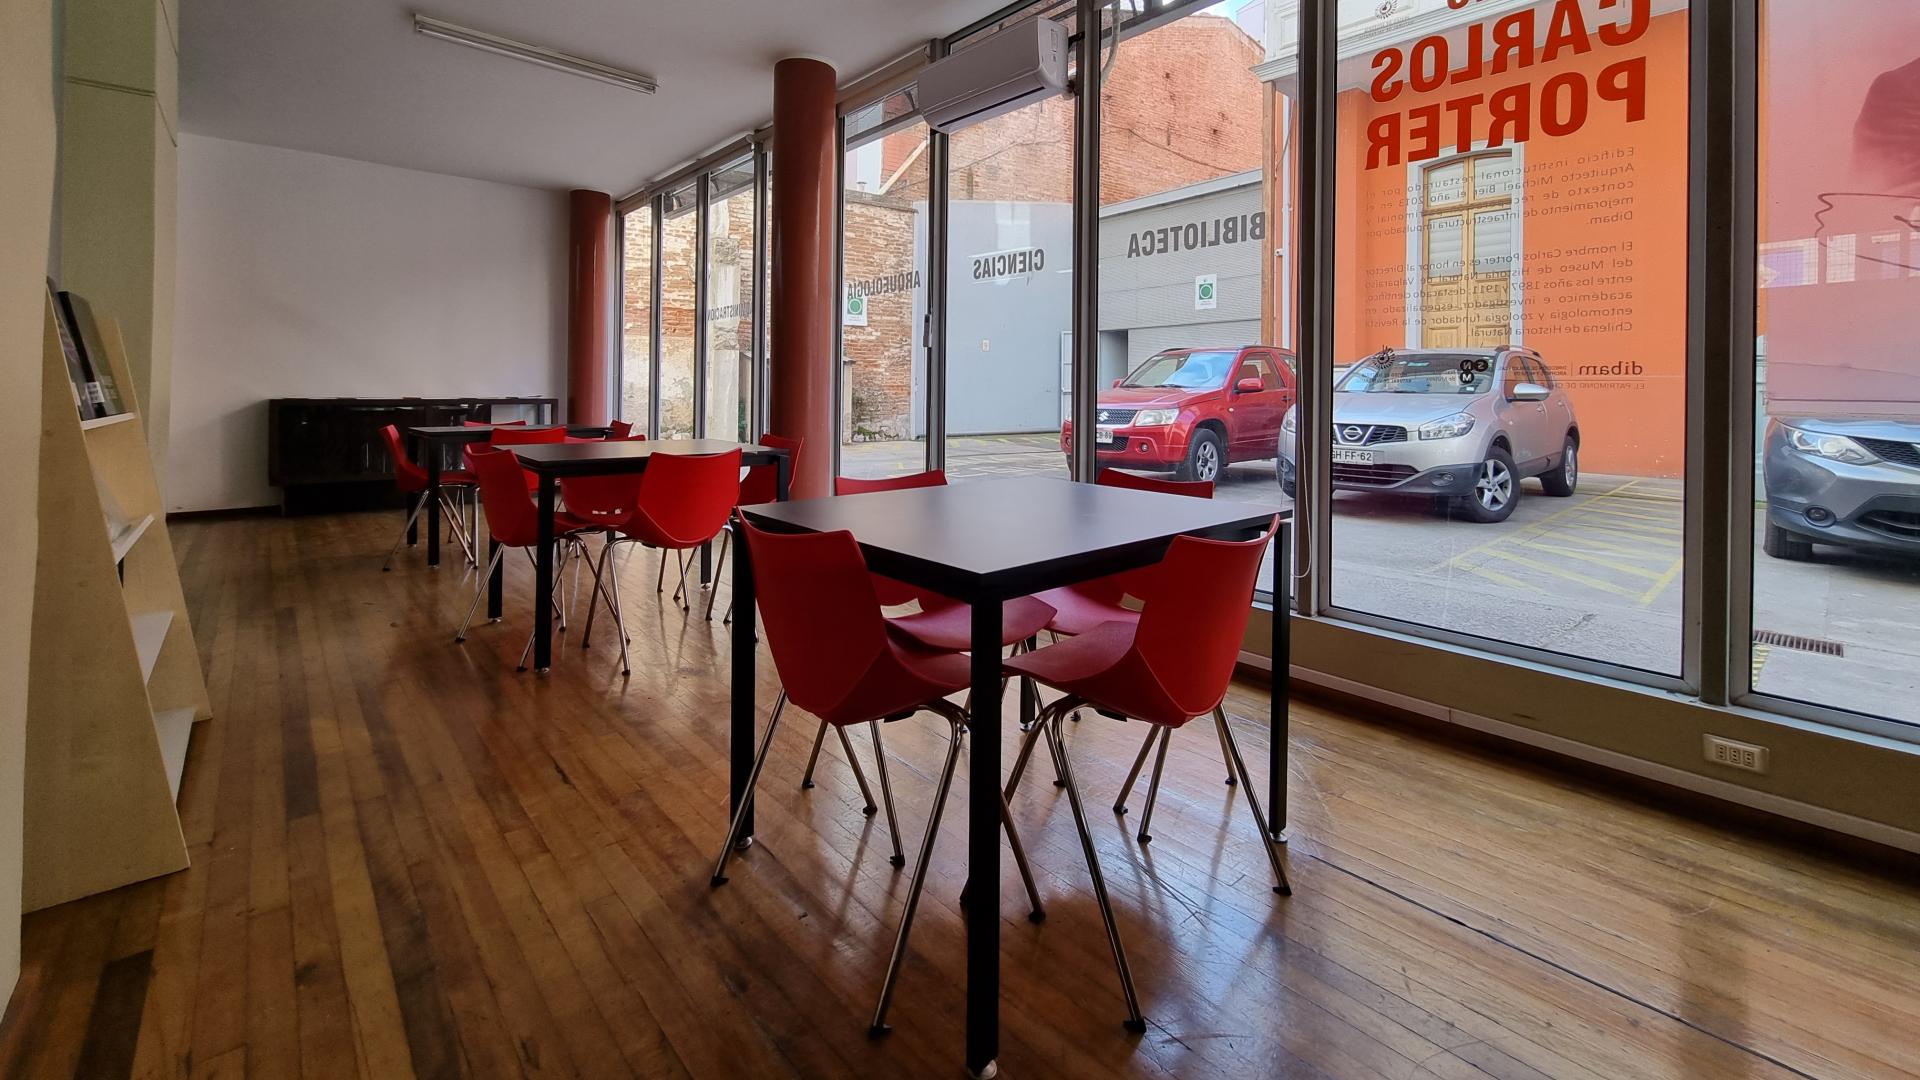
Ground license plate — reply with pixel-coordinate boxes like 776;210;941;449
1332;448;1374;465
1096;426;1118;444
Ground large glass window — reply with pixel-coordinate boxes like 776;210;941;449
944;90;1075;481
707;158;757;443
840;98;932;480
1750;0;1920;725
619;206;654;429
1323;0;1691;674
659;181;699;440
1094;2;1289;594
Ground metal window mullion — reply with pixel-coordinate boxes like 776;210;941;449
649;193;664;439
1685;0;1755;703
1294;0;1337;616
926;115;951;474
832;115;849;479
694;171;711;439
751;141;769;441
1068;0;1102;483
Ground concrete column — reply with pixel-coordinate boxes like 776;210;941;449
768;57;838;497
567;189;613;425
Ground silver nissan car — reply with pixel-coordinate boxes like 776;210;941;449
1278;347;1582;523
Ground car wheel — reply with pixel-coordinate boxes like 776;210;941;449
1763;520;1814;561
1540;437;1578;497
1180;429;1223;483
1457;446;1519;523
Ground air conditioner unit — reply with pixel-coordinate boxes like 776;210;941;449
918;18;1068;134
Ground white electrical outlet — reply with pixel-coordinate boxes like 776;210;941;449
1703;734;1770;774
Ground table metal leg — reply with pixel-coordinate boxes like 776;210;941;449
966;598;1003;1078
426;445;443;567
1271;520;1289;841
533;476;556;673
487;539;503;620
730;518;757;844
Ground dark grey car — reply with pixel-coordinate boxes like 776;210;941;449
1762;418;1920;560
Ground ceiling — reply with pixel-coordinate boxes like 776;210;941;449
180;0;1014;194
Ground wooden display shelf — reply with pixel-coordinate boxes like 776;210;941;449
23;296;211;912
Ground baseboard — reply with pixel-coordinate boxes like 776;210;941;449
1291;666;1920;863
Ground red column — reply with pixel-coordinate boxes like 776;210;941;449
567;189;613;425
768;58;838;498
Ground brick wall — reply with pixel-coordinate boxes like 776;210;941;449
843;191;922;439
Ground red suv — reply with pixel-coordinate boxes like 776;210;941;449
1062;346;1297;482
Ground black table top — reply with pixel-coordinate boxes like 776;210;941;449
511;438;788;477
742;476;1287;600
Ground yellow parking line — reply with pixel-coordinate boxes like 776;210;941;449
1637;558;1685;606
1462;564;1542;592
1569;507;1685;532
1517;541;1669;580
1474;548;1647;599
1526;532;1663;556
1562;520;1685;546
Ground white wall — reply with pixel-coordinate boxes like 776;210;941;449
169;134;568;512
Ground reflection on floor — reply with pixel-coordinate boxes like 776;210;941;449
3;512;1917;1079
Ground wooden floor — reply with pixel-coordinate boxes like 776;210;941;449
4;511;1920;1079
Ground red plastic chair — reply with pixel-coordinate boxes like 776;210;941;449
708;433;803;623
557;467;644;674
1033;469;1215;636
608;419;635;439
594;451;742;646
489;425;567;492
464;418;527;428
454;445;601;671
711;519;1044;1038
379;423;478;571
999;519;1288;1027
793;471;1056;793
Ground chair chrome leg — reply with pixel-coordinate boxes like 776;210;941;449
835;725;879;816
1214;707;1292;896
605;542;631;675
1135;727;1172;843
704;530;729;621
1212;705;1239;786
1112;725;1159;815
1003;720;1048;803
438;492;477;567
868;721;906;868
455;546;507;642
711;692;787;886
799;717;828;789
1044;712;1146;1033
1001;793;1045;923
869;718;965;1039
656;547;668;593
673;550;693;610
382;494;429;571
581;541;609;647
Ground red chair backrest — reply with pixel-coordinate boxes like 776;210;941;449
1098;469;1214;499
738;519;890;718
465;445;543;547
832;470;949;607
608;419;634;439
465;418;527;428
740;433;803;506
1131;518;1279;719
631;449;742;546
489;426;565;446
835;470;947;496
381;424;427;492
1068;468;1215;606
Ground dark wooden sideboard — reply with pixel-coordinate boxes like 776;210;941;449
267;397;557;513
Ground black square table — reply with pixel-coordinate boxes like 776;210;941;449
508;439;793;672
735;475;1290;1078
403;424;611;567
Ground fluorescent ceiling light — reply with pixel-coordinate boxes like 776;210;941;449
412;14;658;95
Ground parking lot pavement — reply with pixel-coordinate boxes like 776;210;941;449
841;437;1920;726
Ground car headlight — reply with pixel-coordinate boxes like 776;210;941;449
1784;425;1878;465
1417;412;1476;440
1131;409;1178;427
1281;409;1296;435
